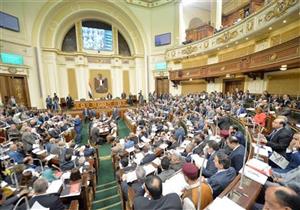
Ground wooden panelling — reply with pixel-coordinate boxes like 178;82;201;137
67;69;78;99
182;56;208;69
169;37;300;81
219;45;255;62
123;71;130;95
267;72;300;95
181;80;207;95
186;24;214;42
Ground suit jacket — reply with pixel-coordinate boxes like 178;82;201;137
266;127;292;156
121;180;144;201
202;152;217;178
235;131;246;147
229;145;245;173
207;167;236;198
158;169;175;182
18;193;65;210
134;193;182;210
22;131;36;152
140;153;156;165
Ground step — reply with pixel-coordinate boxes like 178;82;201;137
93;201;122;210
92;194;121;209
97;181;117;189
95;186;118;200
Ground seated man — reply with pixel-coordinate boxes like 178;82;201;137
121;166;145;201
266;166;300;188
0;188;28;210
228;125;246;146
182;163;213;210
262;186;300;210
120;157;136;172
133;175;182;210
205;152;236;198
202;140;219;178
158;156;175;182
8;144;24;164
18;178;65;210
170;152;186;172
272;133;300;173
140;145;156;165
266;117;293;157
227;136;245;173
60;153;75;171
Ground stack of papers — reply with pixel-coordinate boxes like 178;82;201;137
163;172;188;196
239;165;268;185
206;197;245;210
252;143;272;157
45;154;56;161
141;136;151;143
152;157;161;166
191;154;207;168
125;147;135;153
133;153;145;165
46;179;63;194
246;158;271;176
143;164;156;175
159;143;168;150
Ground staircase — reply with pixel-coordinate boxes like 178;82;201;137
91;119;130;210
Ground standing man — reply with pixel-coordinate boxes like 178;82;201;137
46;95;53;110
53;93;59;112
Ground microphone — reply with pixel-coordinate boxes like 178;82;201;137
197;156;206;210
239;126;249;189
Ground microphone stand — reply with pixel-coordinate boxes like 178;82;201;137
196;157;205;210
239;126;249;189
13;196;30;210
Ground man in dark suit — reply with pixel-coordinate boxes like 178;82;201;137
133;175;182;210
18;178;65;210
140;146;156;165
229;125;246;146
227;136;245;173
266;118;293;157
206;152;236;198
202;140;219;178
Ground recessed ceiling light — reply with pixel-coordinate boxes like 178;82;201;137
280;67;287;71
269;27;272;30
283;20;287;23
246;37;249;40
281;64;287;68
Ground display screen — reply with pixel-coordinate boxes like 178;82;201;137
155;33;171;47
0;52;23;65
0;11;20;32
82;27;113;51
155;62;167;70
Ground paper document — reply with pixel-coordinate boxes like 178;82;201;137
206;196;245;210
46;179;63;194
240;165;268;185
163;172;188;196
269;151;289;169
125;147;135;153
246;158;271;176
45;154;56;161
191;154;207;168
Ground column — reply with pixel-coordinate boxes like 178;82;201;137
42;51;58;95
134;57;146;95
210;0;223;30
111;66;123;98
75;65;88;99
174;0;182;45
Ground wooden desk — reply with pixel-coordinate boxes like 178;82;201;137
73;99;127;110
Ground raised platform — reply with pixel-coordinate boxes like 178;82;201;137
73;99;127;110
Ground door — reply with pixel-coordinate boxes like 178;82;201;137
155;77;169;96
224;79;245;94
0;74;30;107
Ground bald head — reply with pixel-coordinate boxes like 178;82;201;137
145;175;162;200
263;186;300;210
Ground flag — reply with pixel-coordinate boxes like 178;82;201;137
88;81;93;99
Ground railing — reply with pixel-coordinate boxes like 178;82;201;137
166;0;299;61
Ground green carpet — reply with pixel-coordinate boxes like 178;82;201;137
81;119;130;210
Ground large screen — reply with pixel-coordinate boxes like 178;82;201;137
82;27;113;51
155;33;171;47
0;11;20;32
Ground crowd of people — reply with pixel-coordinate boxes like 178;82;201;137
112;90;300;210
0;89;299;210
0;104;99;210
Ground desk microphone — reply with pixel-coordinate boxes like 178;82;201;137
239;126;249;189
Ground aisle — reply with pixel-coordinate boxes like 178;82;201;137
91;119;130;210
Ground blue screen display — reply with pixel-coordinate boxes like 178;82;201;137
0;11;20;32
0;52;23;65
82;27;113;51
155;33;171;47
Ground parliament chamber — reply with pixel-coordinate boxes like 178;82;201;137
0;0;300;210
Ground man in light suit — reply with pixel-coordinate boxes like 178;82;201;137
227;136;245;173
206;152;236;198
266;118;293;157
21;127;37;153
202;140;219;178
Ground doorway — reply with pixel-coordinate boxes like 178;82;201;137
155;77;169;96
223;79;245;94
0;74;31;107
